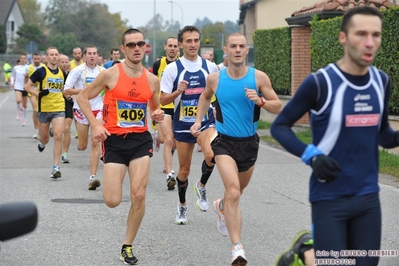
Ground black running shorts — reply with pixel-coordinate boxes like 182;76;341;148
102;131;153;166
211;133;259;172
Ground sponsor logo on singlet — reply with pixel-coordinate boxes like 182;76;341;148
346;114;380;127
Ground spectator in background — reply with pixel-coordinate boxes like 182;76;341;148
97;54;104;66
206;50;215;62
10;54;29;126
217;54;228;70
27;52;45;138
41;55;48;65
3;61;12;85
103;48;121;69
58;54;73;164
70;47;84;70
152;37;179;188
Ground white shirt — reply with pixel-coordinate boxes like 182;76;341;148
11;65;28;91
217;62;227;70
64;63;105;110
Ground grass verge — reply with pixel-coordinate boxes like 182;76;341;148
258;121;399;178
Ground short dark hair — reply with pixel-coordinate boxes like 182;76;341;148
341;6;382;33
165;37;177;45
110;48;119;55
112;60;121;66
121;28;143;44
177;26;201;43
83;45;97;55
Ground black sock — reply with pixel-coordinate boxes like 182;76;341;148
200;160;214;185
177;177;188;204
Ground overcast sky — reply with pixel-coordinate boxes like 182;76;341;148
38;0;241;27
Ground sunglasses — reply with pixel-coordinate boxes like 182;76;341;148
124;41;146;48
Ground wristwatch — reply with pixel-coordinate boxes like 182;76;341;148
257;97;266;107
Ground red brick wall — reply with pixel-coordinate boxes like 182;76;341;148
291;26;311;125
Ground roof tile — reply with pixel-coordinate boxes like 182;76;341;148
292;0;398;17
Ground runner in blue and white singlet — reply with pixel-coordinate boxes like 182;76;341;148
160;26;219;225
271;7;399;266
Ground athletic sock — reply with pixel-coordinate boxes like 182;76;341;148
177;177;188;204
200;160;214;185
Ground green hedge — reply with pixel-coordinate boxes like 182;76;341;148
376;6;399;115
310;15;342;70
311;7;399;115
253;27;291;95
254;6;399;115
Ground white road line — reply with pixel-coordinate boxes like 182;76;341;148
0;91;11;109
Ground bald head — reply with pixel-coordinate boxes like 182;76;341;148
201;52;211;60
58;54;70;72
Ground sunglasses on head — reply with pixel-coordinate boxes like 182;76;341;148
124;41;146;48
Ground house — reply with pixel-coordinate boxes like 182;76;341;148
0;0;25;53
239;0;398;44
239;0;398;125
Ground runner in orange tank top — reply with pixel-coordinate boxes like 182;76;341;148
102;63;153;135
76;28;164;265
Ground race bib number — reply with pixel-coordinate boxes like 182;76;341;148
179;99;207;122
46;78;63;93
116;100;147;128
85;77;95;87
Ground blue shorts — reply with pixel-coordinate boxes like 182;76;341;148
312;192;381;265
173;107;215;143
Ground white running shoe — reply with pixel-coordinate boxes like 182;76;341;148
213;199;228;237
50;166;61;179
194;180;209;211
61;153;69;163
231;243;247;266
166;173;176;190
174;204;188;225
88;175;101;190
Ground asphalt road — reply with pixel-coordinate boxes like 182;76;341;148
0;88;398;266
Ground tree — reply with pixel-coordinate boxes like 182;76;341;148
44;0;128;57
224;21;240;36
0;25;6;53
14;23;46;53
48;33;78;55
18;0;45;28
45;0;83;35
201;22;226;50
194;17;213;29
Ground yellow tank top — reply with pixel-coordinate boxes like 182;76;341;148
28;64;44;90
38;67;65;112
158;57;174;109
70;59;83;70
